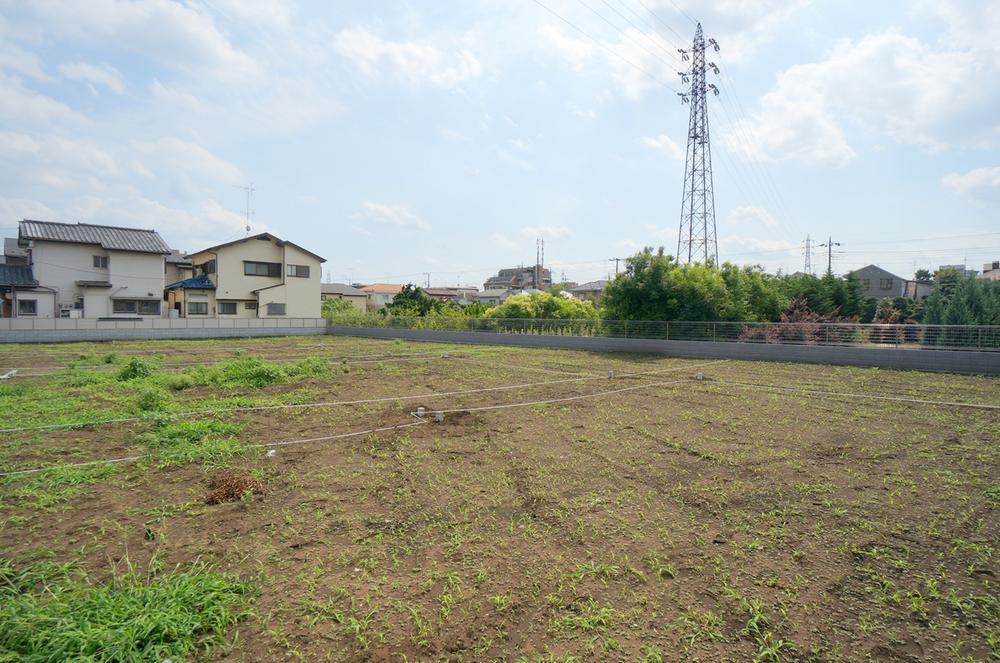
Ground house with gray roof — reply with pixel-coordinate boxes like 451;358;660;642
569;279;608;305
321;282;367;312
13;220;171;318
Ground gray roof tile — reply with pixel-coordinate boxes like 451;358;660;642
19;220;171;254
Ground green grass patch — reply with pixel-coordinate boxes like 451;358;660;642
117;356;160;381
0;463;118;512
187;356;328;388
138;418;251;467
0;558;254;661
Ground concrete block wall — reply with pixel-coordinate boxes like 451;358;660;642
327;326;1000;376
0;318;327;343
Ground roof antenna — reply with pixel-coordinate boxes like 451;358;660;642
236;183;255;236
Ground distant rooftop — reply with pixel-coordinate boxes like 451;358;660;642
19;220;171;254
165;275;216;290
322;283;366;296
360;283;403;295
570;279;608;292
0;264;36;287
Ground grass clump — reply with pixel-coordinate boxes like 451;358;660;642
188;356;328;388
0;464;117;511
117;357;158;381
0;558;254;661
138;418;249;467
162;373;194;392
134;387;173;414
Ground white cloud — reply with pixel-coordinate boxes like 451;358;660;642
521;224;571;240
640;134;684;160
489;232;519;251
333;26;481;89
131;137;243;185
0;73;84;129
491;145;534;171
0;132;118;182
0;44;49;80
18;0;258;80
0;197;58;221
942;166;1000;198
726;205;777;228
724;30;1000;165
568;103;596;119
149;79;203;110
353;202;429;231
59;61;125;94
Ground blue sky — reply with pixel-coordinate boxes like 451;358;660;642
0;0;998;288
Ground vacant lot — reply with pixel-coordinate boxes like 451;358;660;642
0;335;997;662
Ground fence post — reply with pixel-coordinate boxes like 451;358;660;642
825;326;830;345
712;323;716;342
665;321;669;340
623;320;628;338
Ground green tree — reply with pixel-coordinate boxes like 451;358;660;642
321;298;356;319
486;291;598;319
914;268;932;281
386;284;440;316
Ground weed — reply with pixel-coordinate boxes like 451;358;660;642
0;558;254;660
117;356;158;381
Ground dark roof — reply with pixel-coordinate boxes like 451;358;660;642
165;275;216;290
321;283;365;296
19;220;171;254
0;264;36;286
196;232;326;263
165;249;192;265
570;279;608;292
3;237;27;259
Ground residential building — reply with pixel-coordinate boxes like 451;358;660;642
0;238;28;265
423;286;479;305
0;264;42;318
850;265;908;299
321;283;367;312
978;261;1000;281
13;220;170;318
483;265;552;291
569;279;608;305
164;249;193;286
938;264;978;278
360;283;402;311
903;279;933;300
474;288;511;307
165;232;325;318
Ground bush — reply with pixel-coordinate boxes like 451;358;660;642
117;357;157;381
134;388;173;413
163;373;194;391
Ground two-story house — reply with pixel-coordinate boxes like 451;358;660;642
12;220;170;318
165;233;325;318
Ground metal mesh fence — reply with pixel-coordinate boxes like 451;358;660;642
327;314;1000;351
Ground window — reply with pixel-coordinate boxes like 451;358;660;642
93;255;108;268
244;261;281;277
111;300;160;315
266;303;286;316
112;300;137;314
198;259;216;275
879;278;893;290
187;301;208;315
862;279;870;289
244;302;257;310
17;299;36;316
218;301;237;315
287;264;310;278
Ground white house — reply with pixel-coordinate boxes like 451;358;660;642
12;220;171;318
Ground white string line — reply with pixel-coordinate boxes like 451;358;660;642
415;378;689;415
0;359;729;433
0;420;430;478
452;355;597;377
709;380;1000;411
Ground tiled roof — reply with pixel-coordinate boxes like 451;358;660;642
570;279;608;292
321;283;366;296
165;275;216;290
360;283;403;294
19;220;171;254
165;249;192;265
197;232;326;263
0;264;36;286
476;288;509;297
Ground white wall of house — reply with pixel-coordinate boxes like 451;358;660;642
9;289;56;318
28;241;165;318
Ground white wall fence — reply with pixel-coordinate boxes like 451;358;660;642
0;317;327;343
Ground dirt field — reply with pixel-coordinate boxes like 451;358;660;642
0;335;997;662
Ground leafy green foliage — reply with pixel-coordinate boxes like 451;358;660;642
386;284;442;316
188;356;327;388
138;418;249;467
117;357;158;381
487;291;598;320
321;297;357;317
0;559;254;662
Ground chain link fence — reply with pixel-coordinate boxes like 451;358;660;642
327;314;1000;351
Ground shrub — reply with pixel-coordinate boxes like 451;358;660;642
134;388;172;413
163;373;194;391
117;357;157;381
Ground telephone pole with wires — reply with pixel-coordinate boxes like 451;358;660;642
818;236;842;274
609;257;624;275
676;23;721;265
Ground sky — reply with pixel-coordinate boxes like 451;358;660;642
1;0;998;288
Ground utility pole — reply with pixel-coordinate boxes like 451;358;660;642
803;235;813;275
676;23;721;265
423;273;431;288
609;257;623;275
818;236;841;274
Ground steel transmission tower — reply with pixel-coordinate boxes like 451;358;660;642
676;23;720;265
